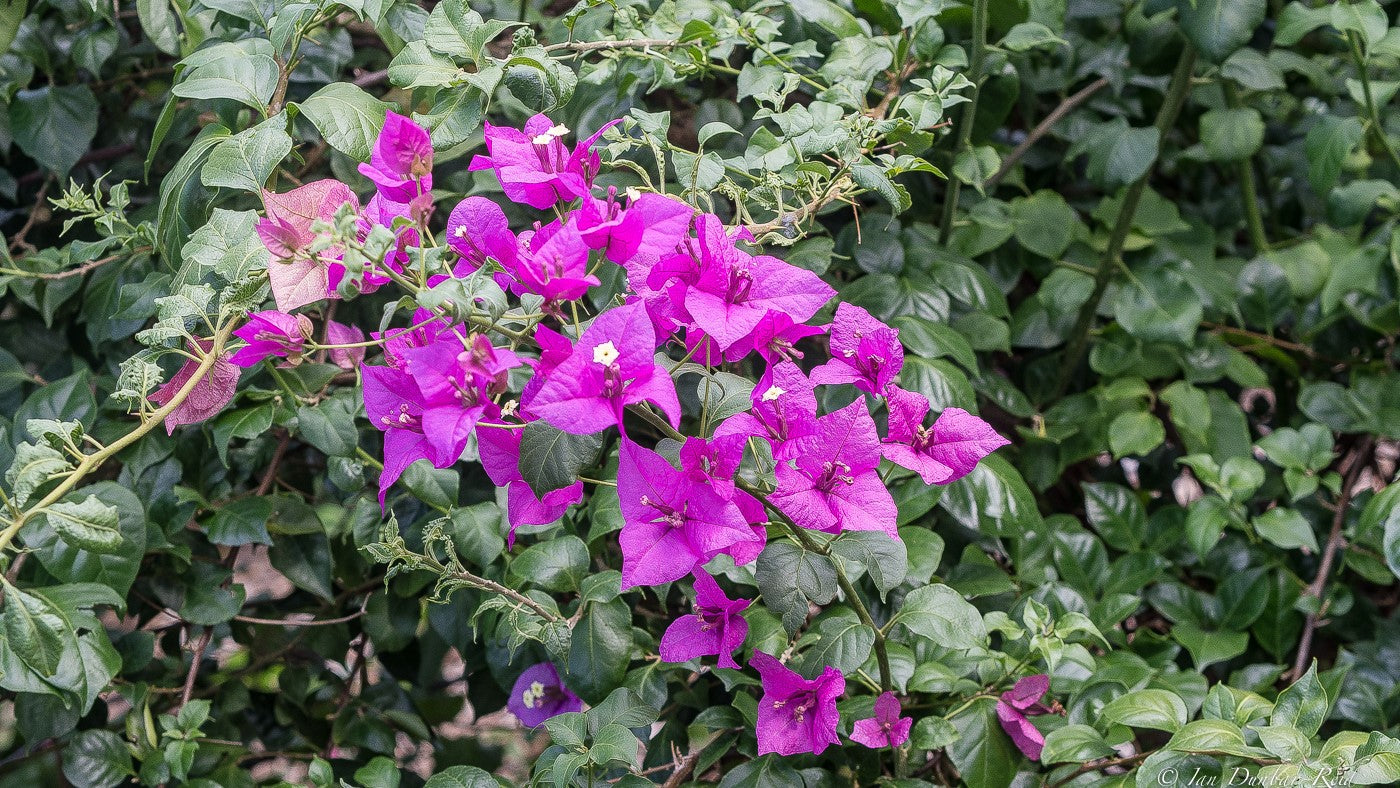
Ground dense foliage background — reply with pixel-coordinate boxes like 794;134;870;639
4;0;1400;785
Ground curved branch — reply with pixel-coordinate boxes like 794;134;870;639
985;77;1109;190
0;319;240;557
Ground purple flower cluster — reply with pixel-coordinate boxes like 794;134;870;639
216;109;1017;753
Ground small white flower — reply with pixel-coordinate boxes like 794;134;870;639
593;341;620;366
761;385;786;402
625;186;642;202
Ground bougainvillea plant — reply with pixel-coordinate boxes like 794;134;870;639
9;0;1400;785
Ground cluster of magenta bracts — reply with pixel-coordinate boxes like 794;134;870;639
195;110;1027;756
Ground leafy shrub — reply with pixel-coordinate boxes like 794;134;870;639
4;0;1400;786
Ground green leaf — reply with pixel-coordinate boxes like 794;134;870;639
953;146;1000;193
1167;719;1267;757
851;162;911;214
1082;482;1146;551
390;40;464;89
789;0;864;37
1000;21;1066;51
206;496;274;546
910;715;961;750
5;442;72;508
756;540;838;633
1304;116;1364;195
42;495;123;553
895;315;978;371
1116;267;1203;346
298;396;360;457
9;85;99;176
1200;107;1265;161
586;687;659;735
1253;508;1319;552
1176;0;1265;63
202;113;293;193
298;83;393;162
447;504;505;568
1108;410;1165;458
510;536;589;592
1078;120;1159;191
26;483;148;597
1257;725;1311;762
172;42;279;111
354;758;401;788
519;421;604;496
1011;190;1077;260
1;582;68;676
1351;732;1400;785
176;208;271;289
798;607;874;675
1172;621;1249;669
62;729;134;788
588;723;641;767
269;533;335;601
413;87;484;151
1040;724;1116;763
716;755;804;788
947;698;1019;787
889;584;986;649
1185;496;1230;558
1101;689;1189;732
424;766;499;788
157;124;230;264
939;454;1043;538
210;403;275;465
567;598;631;703
1272;663;1328;737
1275;1;1333;47
830;531;907;599
136;0;181;55
0;0;27;56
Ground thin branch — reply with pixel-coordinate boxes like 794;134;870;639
0;320;241;558
1052;46;1196;399
543;37;679;53
985;77;1109;190
1289;436;1374;680
179;628;214;709
744;176;851;238
869;58;920;121
0;246;152;281
7;176;54;254
937;0;989;244
1048;752;1152;788
233;610;365;627
353;68;388;88
659;746;705;788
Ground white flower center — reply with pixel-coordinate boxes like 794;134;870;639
593;341;620;366
522;680;547;708
761;385;786;402
531;124;570;144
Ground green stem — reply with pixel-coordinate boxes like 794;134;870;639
0;319;240;556
753;491;893;693
1348;32;1400;171
1222;83;1268;252
1052;44;1197;399
937;0;989;244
